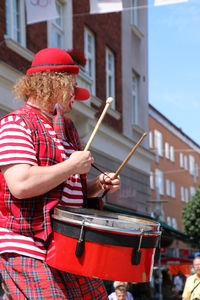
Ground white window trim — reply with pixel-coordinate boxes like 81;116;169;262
185;188;189;203
155;168;164;196
131;0;138;27
6;0;26;47
189;154;195;175
166;179;170;196
106;47;115;109
149;131;153;149
132;71;139;125
5;37;34;61
150;171;154;190
165;142;169;159
181;186;185;202
84;26;96;96
190;186;196;197
184;155;188;170
170;145;175;162
172;218;178;230
171;181;176;198
47;0;73;50
154;130;163;157
48;0;64;49
180;152;183;168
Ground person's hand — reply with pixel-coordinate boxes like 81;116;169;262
69;151;94;174
98;173;120;193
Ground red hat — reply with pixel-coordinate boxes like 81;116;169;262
26;48;90;101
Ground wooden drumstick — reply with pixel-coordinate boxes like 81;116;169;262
84;97;113;151
102;132;147;198
112;132;147;180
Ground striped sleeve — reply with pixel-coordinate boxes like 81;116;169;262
0;115;38;166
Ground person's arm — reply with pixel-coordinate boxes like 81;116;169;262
1;150;94;199
86;173;120;197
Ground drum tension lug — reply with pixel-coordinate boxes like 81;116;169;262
131;229;143;265
75;221;86;258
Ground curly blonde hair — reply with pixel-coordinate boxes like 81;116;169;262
13;72;76;112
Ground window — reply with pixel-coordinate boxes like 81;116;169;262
180;186;185;202
184;155;188;170
167;216;172;226
196;164;199;177
155;169;164;195
149;131;153;149
49;0;64;48
166;179;170;196
190;186;196;197
150;171;154;189
132;72;139;125
154;130;163;157
131;0;138;26
180;152;183;168
170;146;175;162
6;0;26;46
172;218;178;230
171;182;176;198
189;155;195;175
106;48;115;109
84;27;96;95
165;142;170;159
185;188;189;203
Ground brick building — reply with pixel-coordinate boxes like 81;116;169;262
0;0;152;215
149;104;200;254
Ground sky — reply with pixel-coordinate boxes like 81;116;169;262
148;0;200;145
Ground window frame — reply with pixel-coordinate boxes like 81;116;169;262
150;171;154;190
106;47;115;109
155;168;164;196
170;145;175;162
166;179;171;196
165;142;170;159
171;181;176;198
131;0;138;27
48;0;64;49
5;0;26;47
132;71;139;125
154;130;163;157
189;155;195;175
84;26;96;96
149;131;153;149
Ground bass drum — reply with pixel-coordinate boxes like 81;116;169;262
46;205;161;282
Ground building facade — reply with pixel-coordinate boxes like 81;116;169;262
0;0;152;215
149;104;200;253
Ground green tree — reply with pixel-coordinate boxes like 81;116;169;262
182;185;200;247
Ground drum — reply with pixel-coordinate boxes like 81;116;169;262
46;205;161;282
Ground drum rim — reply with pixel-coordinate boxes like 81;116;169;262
52;206;161;235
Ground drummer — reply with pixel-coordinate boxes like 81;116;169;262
0;47;120;300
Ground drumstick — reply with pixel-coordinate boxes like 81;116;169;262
112;132;147;179
102;132;147;198
84;97;113;151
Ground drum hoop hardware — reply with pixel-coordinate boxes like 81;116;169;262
75;220;86;258
131;229;144;266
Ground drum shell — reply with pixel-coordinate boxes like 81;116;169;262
46;207;161;282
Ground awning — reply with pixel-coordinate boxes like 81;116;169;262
160;257;192;265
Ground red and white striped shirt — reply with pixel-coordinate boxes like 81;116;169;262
0;114;83;260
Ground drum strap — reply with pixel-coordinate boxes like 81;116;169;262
52;219;159;249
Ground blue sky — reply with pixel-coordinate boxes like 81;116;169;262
148;0;200;145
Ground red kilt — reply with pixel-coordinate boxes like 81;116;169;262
0;254;108;300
